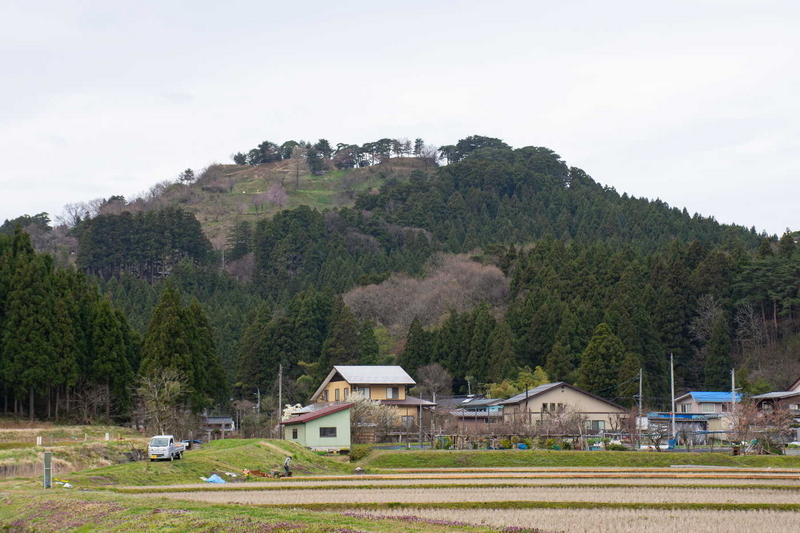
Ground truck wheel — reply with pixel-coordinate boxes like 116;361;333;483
150;459;155;462
176;452;182;460
169;454;174;461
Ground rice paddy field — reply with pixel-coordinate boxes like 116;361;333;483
2;445;800;532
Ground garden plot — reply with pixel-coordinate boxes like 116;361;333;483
352;508;800;533
142;485;800;505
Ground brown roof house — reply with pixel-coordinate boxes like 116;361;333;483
281;403;353;451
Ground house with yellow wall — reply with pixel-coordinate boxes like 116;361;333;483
310;365;434;427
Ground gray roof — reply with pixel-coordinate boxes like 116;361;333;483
500;382;563;405
310;365;416;402
498;382;625;411
334;365;415;385
752;391;800;400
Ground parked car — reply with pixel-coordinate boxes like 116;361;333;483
148;435;185;461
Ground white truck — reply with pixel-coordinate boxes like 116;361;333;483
148;435;185;461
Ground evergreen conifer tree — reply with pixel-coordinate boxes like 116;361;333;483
704;316;732;390
358;320;380;365
400;317;432;378
140;286;192;381
576;323;624;397
487;321;517;383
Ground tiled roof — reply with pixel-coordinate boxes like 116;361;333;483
281;403;352;425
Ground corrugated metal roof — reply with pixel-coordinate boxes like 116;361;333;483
688;392;741;403
752;391;800;400
500;382;562;405
381;395;436;407
334;365;416;385
281;403;353;425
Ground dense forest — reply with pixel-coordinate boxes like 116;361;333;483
1;135;797;421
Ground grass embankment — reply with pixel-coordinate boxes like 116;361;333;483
67;439;351;487
0;490;497;533
361;449;800;469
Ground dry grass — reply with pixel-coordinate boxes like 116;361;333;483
363;508;800;533
143;486;800;505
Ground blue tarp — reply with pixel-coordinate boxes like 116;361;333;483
205;474;226;484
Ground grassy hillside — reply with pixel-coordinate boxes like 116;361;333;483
156;157;429;247
360;449;800;469
66;439;351;487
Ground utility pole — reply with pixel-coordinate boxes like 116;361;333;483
730;368;736;410
637;367;643;448
278;364;283;440
670;353;676;440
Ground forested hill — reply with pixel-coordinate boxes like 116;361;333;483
2;135;796;422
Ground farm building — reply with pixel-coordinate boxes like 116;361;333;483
281;403;352;451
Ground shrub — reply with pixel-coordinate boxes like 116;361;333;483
498;439;512;449
560;440;572;450
349;445;372;462
435;436;453;450
607;444;628;451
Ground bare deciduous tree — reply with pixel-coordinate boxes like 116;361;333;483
689;294;724;382
348;391;399;443
420;144;439;169
290;146;308;190
415;364;452;403
736;303;769;370
345;253;509;336
336;173;364;199
134;369;190;436
266;183;289;207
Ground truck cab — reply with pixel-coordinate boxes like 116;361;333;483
148;435;185;461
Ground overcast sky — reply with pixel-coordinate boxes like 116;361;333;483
1;1;797;234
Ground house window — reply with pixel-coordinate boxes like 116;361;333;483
542;403;548;412
585;420;605;432
550;403;556;411
335;388;340;401
701;403;715;413
344;388;349;399
320;427;337;438
401;416;415;427
292;428;298;439
387;387;399;399
355;387;371;398
322;390;329;402
680;404;692;413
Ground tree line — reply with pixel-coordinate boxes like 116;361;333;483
0;228;225;421
231;137;437;172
